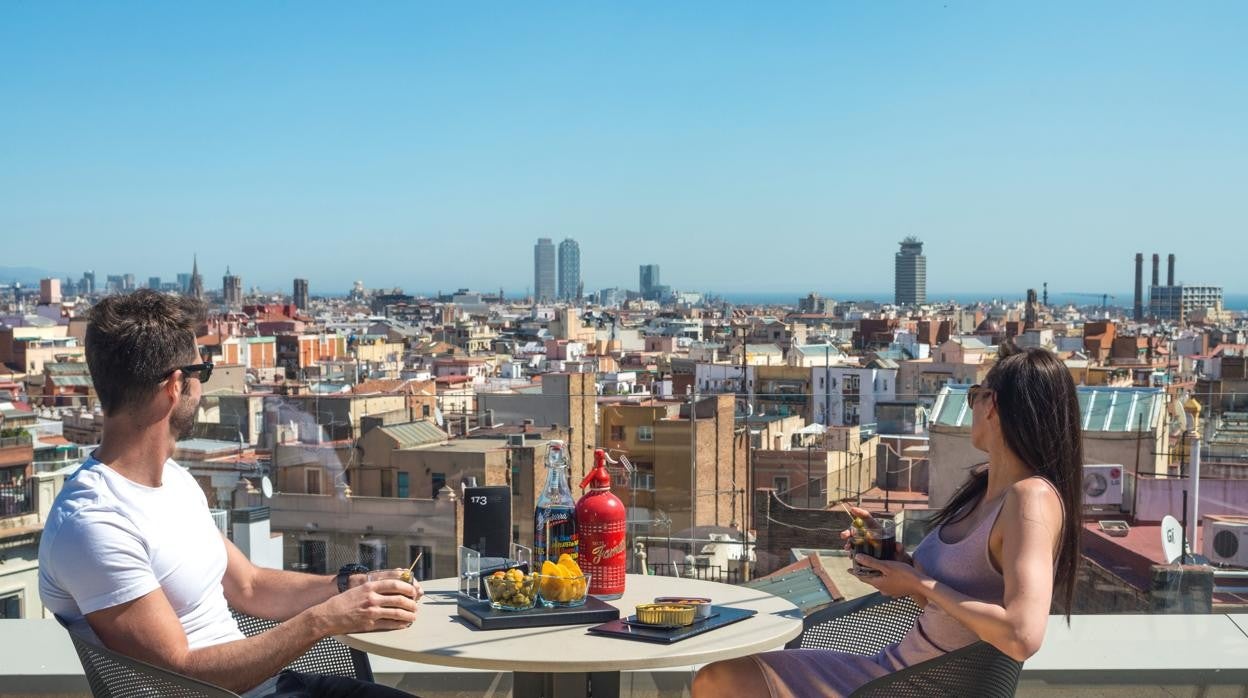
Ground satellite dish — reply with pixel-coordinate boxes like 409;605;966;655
260;476;273;499
1161;515;1183;564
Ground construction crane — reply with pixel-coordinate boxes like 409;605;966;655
1062;292;1118;311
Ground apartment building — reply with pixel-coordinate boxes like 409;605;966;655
275;332;349;379
0;431;71;619
0;327;84;376
754;365;812;422
811;362;898;427
598;394;745;534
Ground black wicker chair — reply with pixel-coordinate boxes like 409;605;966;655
850;640;1023;697
64;610;375;697
230;609;374;681
785;592;923;653
785;593;1023;698
68;631;240;698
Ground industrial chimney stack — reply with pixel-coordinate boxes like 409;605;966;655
1168;253;1175;287
1151;253;1160;288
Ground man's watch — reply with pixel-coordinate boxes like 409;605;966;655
336;563;369;593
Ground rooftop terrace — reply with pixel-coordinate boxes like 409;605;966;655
3;612;1246;696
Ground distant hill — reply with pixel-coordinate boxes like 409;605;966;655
0;266;62;286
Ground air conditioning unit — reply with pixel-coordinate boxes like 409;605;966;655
1203;516;1248;568
506;434;526;448
1082;464;1124;507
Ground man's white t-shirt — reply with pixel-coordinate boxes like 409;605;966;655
38;458;244;648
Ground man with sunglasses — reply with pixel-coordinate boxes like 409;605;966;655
38;290;418;697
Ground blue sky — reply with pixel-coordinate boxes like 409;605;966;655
2;2;1246;297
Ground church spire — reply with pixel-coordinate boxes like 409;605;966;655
189;253;204;301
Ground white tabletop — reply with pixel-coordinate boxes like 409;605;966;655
339;574;803;674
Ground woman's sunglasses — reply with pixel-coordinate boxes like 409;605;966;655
967;384;993;406
166;362;214;384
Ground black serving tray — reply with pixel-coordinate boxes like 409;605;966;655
621;610;720;628
456;595;620;630
587;606;756;644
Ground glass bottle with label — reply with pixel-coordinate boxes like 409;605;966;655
534;440;578;564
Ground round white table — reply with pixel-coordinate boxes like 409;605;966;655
339;574;803;698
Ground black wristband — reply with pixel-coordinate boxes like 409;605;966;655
336;563;369;593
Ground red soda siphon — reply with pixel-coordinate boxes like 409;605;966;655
575;449;627;599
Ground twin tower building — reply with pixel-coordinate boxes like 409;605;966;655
534;238;581;303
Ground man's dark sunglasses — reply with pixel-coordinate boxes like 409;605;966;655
166;362;214;384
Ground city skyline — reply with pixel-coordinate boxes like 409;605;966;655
4;4;1247;293
5;267;1248;312
3;241;1242;305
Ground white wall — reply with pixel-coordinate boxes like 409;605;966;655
233;516;285;570
891;332;931;360
1174;336;1204;357
1133;476;1248;523
927;425;985;510
597;328;645;352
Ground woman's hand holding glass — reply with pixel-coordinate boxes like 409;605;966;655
839;506;913;566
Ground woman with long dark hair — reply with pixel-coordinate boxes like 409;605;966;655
693;345;1083;697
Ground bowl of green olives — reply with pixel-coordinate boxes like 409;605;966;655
483;568;538;611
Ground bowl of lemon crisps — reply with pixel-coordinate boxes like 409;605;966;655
536;554;590;608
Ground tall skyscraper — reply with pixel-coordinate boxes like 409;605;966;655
894;237;927;306
82;271;95;295
177;273;191;294
148;276;162;291
534;238;556;303
223;267;243;307
293;278;310;311
557;238;581;301
639;264;661;300
1133;253;1145;321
